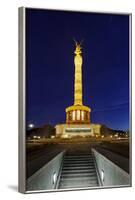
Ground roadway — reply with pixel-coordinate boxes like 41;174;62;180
26;139;129;178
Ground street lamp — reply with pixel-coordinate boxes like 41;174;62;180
28;123;34;129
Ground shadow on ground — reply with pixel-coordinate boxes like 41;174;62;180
8;185;18;192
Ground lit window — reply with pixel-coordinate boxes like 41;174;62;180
72;110;75;121
81;111;84;120
77;110;80;120
69;112;72;120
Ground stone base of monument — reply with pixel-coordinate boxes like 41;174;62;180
55;124;94;138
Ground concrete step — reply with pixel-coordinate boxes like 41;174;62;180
63;163;95;169
59;184;98;189
60;178;98;184
59;179;98;189
65;155;92;158
60;177;98;183
61;173;97;178
62;165;95;170
64;156;93;160
63;160;94;164
64;159;93;162
58;153;99;189
63;161;94;165
65;157;92;159
59;183;98;189
62;168;96;173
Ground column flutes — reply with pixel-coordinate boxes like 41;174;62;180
74;43;83;105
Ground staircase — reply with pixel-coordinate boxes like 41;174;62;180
58;154;99;189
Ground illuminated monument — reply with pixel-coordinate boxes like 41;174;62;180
55;41;100;138
66;41;91;125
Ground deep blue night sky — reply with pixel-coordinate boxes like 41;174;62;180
26;9;129;130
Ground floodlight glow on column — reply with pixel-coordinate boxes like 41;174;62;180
65;41;91;125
